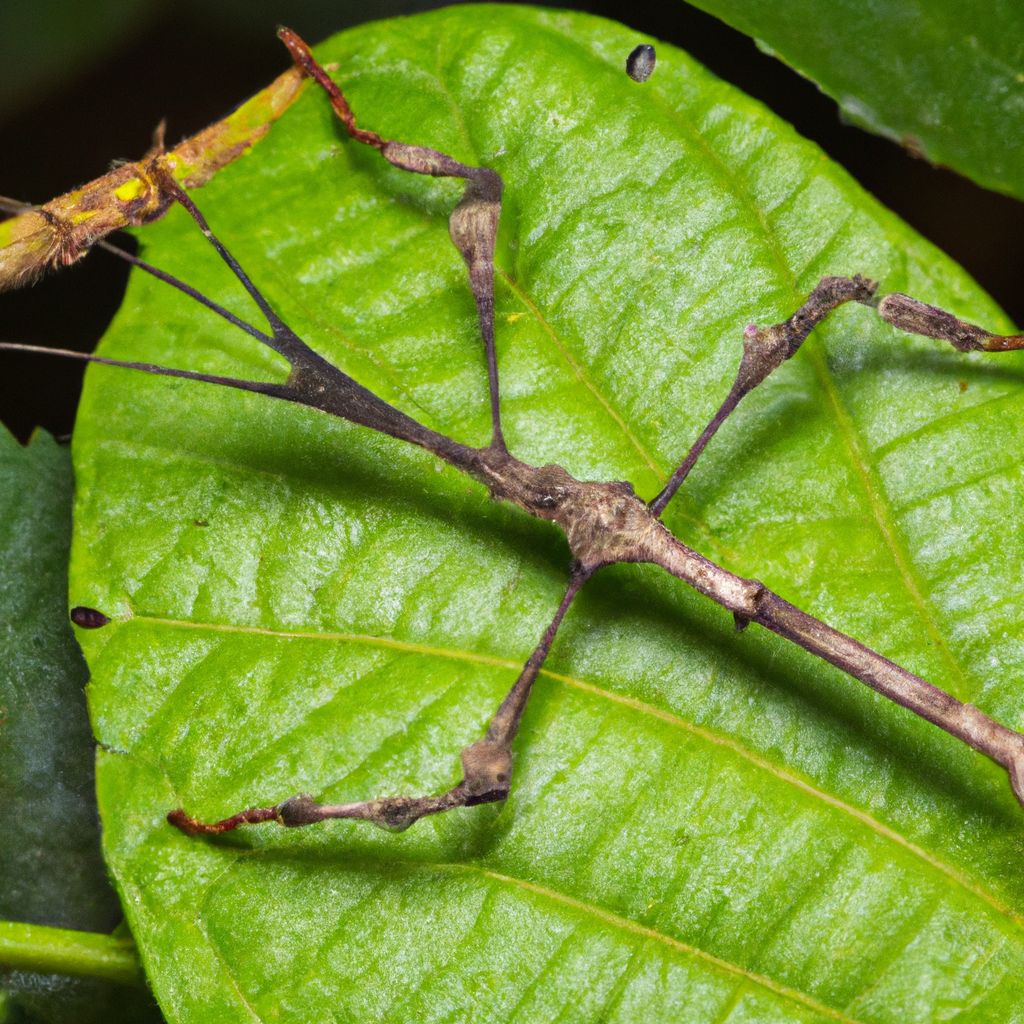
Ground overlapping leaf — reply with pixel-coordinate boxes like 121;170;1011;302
685;0;1024;200
70;7;1024;1021
0;428;160;1022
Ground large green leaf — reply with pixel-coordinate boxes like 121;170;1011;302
684;0;1024;200
70;6;1024;1021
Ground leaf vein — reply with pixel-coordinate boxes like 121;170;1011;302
128;612;1024;934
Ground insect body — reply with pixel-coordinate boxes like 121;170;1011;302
4;22;1024;834
9;28;1021;836
5;15;1024;1022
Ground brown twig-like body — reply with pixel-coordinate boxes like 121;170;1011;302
6;29;1024;836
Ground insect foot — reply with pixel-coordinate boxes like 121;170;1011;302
170;735;515;837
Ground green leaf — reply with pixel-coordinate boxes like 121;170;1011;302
0;430;109;928
0;428;161;1022
683;0;1024;200
71;6;1024;1021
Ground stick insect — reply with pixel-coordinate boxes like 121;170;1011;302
3;27;1024;842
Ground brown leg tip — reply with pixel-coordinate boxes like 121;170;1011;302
167;804;280;835
167;808;203;834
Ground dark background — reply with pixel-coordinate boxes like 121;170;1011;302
2;0;1021;442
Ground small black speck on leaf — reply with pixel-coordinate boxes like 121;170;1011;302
70;606;111;629
626;44;656;83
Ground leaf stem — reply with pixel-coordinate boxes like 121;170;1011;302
0;919;144;987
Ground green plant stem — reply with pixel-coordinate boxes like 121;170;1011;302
0;919;144;987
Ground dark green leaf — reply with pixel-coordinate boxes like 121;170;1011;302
71;7;1024;1021
684;0;1024;200
0;428;161;1022
0;430;109;929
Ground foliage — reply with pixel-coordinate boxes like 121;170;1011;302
684;0;1024;200
5;5;1024;1021
0;428;159;1022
